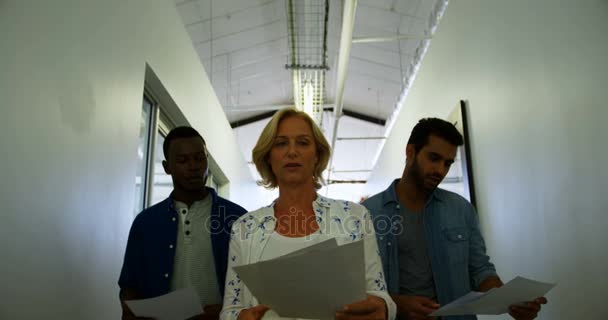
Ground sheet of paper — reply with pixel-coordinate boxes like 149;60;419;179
278;237;338;259
430;276;556;316
233;239;367;319
125;287;203;320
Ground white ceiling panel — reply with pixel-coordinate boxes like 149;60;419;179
234;82;290;105
355;4;402;33
229;57;287;82
415;0;438;19
210;0;275;18
211;0;283;39
194;40;211;59
208;19;286;56
236;72;291;92
350;44;402;68
201;54;228;75
348;57;403;83
186;20;211;43
357;0;395;12
399;39;420;56
409;17;428;36
393;0;422;17
176;0;210;25
229;38;288;69
202;38;288;76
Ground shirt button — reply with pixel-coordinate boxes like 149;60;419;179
181;209;187;215
172;217;176;222
458;234;463;239
396;205;400;209
388;242;391;246
185;230;190;236
169;244;174;249
185;220;190;225
164;273;169;278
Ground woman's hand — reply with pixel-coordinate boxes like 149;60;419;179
237;305;270;320
336;295;387;320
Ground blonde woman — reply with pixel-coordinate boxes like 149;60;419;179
220;108;396;320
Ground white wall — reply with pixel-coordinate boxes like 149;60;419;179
365;0;608;319
0;0;265;318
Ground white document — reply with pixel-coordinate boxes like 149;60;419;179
279;237;339;259
233;238;367;319
125;287;203;320
430;276;556;316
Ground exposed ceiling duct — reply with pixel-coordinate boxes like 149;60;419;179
286;0;329;125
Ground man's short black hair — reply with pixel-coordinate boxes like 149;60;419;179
407;118;464;152
163;126;206;160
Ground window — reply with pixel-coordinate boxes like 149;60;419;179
133;96;154;214
133;90;228;214
149;120;172;206
134;90;177;209
134;65;230;214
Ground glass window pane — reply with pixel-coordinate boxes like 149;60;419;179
134;97;152;214
150;131;173;206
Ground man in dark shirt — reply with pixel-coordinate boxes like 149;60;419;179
119;126;246;320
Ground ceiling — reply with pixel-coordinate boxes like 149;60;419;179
172;0;443;184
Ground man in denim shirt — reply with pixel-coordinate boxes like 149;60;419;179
362;118;546;320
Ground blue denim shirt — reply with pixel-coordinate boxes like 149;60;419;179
118;188;247;299
362;180;497;320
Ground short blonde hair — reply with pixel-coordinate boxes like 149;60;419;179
252;108;330;189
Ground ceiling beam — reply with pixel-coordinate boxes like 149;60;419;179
323;107;386;126
229;110;277;128
328;0;358;186
228;106;385;128
342;109;385;126
352;34;432;44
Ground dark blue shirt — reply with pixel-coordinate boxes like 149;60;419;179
118;188;247;299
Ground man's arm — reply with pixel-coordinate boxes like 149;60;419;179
477;275;503;292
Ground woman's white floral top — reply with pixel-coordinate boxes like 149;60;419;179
220;194;396;320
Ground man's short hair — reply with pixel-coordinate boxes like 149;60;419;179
407;118;464;152
163;126;206;160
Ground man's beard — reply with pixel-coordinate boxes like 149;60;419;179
409;157;438;194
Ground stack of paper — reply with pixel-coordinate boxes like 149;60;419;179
430;276;556;316
233;238;367;319
125;287;203;320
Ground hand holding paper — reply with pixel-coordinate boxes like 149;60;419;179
232;238;367;319
430;276;555;317
125;287;203;320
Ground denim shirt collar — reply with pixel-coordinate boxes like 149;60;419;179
381;179;444;208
